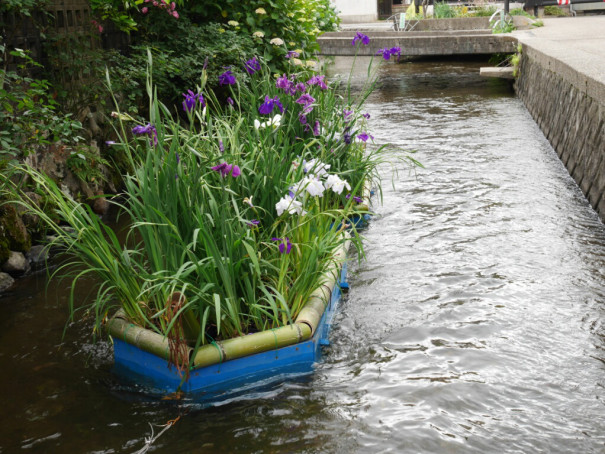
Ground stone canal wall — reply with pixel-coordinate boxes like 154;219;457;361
516;44;605;222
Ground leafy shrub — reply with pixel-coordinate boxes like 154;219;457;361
471;5;497;17
0;0;48;15
510;8;535;18
108;21;259;115
185;0;339;73
544;5;568;16
0;45;83;164
434;2;457;18
43;30;111;116
491;18;515;34
66;146;110;184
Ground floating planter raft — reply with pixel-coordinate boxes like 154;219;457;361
108;239;352;397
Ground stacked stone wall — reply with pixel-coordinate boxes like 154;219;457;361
516;46;605;222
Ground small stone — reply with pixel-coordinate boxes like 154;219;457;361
1;251;31;276
0;272;14;293
46;235;58;243
93;196;109;216
26;245;49;268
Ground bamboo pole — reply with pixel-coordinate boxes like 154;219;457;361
107;311;193;361
294;237;349;334
192;322;312;368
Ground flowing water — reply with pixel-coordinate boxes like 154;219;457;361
1;57;604;453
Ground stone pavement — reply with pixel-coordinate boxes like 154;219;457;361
513;16;605;102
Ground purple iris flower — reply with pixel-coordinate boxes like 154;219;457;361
313;120;320;136
272;237;292;254
362;113;371;119
219;140;224;153
259;95;284;115
307;75;327;90
343;109;353;123
227;97;234;106
389;47;402;60
276;74;292;91
352;32;370;46
357;132;374;142
343;130;352;145
376;48;391;60
247;219;260;227
346;194;363;204
286;50;300;59
298;113;307;125
244;57;261;75
295;93;315;107
132;123;158;146
219;70;236;85
211;162;241;178
376;47;401;61
105;140;116;146
182;89;204;112
175;152;180;164
203;57;209;70
295;82;306;94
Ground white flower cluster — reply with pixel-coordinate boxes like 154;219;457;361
254;114;282;130
275;159;351;216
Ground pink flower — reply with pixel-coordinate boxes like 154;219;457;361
172;10;179;18
142;7;148;13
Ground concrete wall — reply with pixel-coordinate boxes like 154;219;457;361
332;0;377;23
516;46;605;221
318;32;518;56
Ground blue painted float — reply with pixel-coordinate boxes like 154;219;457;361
111;263;349;399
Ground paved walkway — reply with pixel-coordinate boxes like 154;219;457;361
513;17;605;81
513;16;605;101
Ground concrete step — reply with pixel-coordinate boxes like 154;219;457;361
323;29;494;37
480;66;515;79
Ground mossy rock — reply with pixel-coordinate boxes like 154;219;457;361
0;204;32;253
0;233;9;264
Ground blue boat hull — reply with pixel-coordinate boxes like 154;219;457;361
112;263;348;398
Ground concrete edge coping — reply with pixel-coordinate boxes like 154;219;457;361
520;43;605;104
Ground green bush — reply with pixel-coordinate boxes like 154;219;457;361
510;8;535;18
0;0;48;15
471;6;497;17
0;45;83;164
107;21;259;115
43;30;111;116
434;2;457;18
544;5;568;16
185;0;339;73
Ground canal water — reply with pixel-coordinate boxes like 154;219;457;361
1;57;604;453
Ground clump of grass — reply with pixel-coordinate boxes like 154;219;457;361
544;5;568;16
434;2;457;18
509;8;535;18
470;5;497;17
